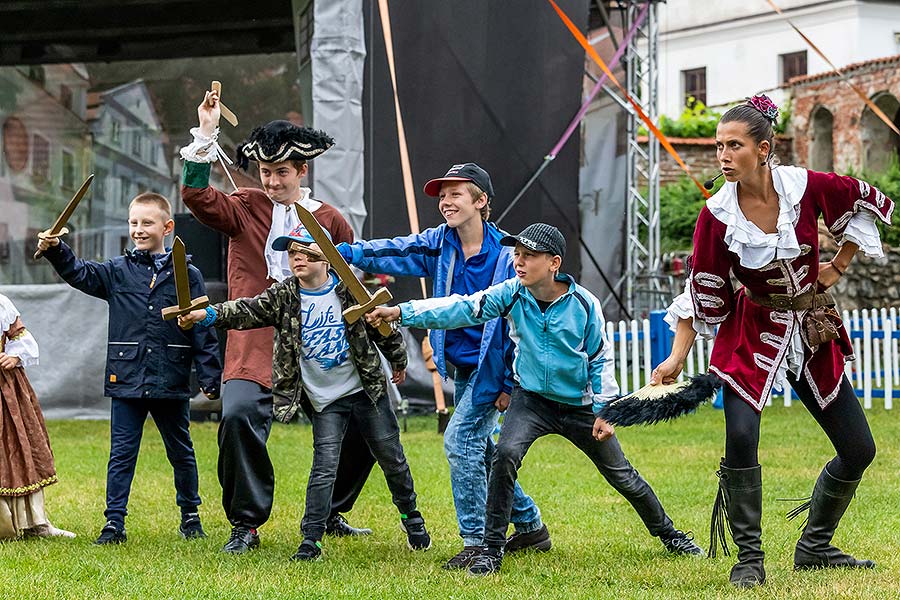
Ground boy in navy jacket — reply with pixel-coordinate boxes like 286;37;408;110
37;192;221;545
367;223;703;575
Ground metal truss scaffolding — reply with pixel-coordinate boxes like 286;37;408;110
594;0;663;316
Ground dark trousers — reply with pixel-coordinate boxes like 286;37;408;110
218;379;377;528
484;386;676;549
301;390;417;540
723;375;875;479
106;397;200;524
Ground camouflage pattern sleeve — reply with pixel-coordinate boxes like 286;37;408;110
213;281;288;331
369;324;408;371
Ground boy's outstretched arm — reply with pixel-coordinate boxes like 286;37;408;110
39;236;114;300
337;228;441;279
366;279;518;331
181;283;286;331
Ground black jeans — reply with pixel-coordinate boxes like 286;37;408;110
483;386;676;549
723;375;876;479
301;390;417;541
106;397;199;524
217;379;377;529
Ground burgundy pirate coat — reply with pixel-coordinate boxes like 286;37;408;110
685;166;893;412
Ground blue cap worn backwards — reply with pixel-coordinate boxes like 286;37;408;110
271;223;331;251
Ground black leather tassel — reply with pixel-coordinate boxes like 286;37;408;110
708;470;732;558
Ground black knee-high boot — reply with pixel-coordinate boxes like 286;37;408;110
792;466;875;570
709;460;765;588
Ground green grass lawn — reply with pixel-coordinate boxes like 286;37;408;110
2;405;898;599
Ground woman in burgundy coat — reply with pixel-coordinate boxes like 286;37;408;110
653;95;893;588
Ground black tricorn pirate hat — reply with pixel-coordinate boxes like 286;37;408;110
235;120;334;170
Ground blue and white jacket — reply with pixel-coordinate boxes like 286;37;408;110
398;274;619;414
341;222;514;406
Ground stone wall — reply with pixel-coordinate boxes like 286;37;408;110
791;54;900;173
820;238;900;311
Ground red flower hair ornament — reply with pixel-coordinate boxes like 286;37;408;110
748;94;779;124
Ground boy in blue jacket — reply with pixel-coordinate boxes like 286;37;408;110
337;163;546;569
367;223;703;575
37;192;222;545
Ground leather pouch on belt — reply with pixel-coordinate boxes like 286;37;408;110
804;306;841;347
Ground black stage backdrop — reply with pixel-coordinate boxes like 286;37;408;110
362;0;588;307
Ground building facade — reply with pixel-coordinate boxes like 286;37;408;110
655;0;900;117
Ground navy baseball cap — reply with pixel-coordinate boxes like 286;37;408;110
423;163;495;198
500;223;566;258
271;223;331;251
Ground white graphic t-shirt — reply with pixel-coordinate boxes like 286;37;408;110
300;272;364;412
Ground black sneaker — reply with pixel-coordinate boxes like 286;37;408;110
400;511;431;550
468;547;503;576
442;545;485;570
179;512;207;540
94;521;126;545
222;526;260;554
505;524;551;553
325;513;372;537
661;530;704;556
290;539;323;562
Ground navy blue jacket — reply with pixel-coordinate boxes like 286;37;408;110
44;241;222;400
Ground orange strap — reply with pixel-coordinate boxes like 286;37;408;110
765;0;900;137
377;0;428;298
547;0;710;198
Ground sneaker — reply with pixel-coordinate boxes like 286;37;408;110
399;511;432;550
442;545;485;570
661;530;704;556
325;513;372;537
179;513;207;540
468;547;503;576
505;524;552;553
94;521;126;545
222;526;260;554
290;538;323;561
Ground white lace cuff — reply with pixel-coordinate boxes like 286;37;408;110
179;127;221;164
665;287;716;338
5;330;39;367
841;210;884;258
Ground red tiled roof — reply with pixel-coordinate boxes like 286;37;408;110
790;54;900;86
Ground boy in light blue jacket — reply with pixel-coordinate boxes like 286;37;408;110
367;223;703;575
337;163;546;568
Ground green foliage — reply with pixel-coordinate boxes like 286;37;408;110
641;99;721;139
846;158;900;248
659;175;713;251
4;410;900;599
775;95;792;135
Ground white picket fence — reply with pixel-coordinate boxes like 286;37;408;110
608;307;899;409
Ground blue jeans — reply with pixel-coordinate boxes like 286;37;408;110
106;398;200;524
301;390;417;541
445;369;542;547
484;387;675;549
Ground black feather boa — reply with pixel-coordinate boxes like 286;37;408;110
597;373;723;427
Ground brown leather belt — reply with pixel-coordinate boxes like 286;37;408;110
744;289;835;311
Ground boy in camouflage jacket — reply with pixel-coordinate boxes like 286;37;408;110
181;224;430;561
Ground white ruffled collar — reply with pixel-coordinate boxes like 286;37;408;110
264;188;322;282
705;165;809;269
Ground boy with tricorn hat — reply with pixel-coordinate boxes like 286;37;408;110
366;222;703;575
179;88;377;553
